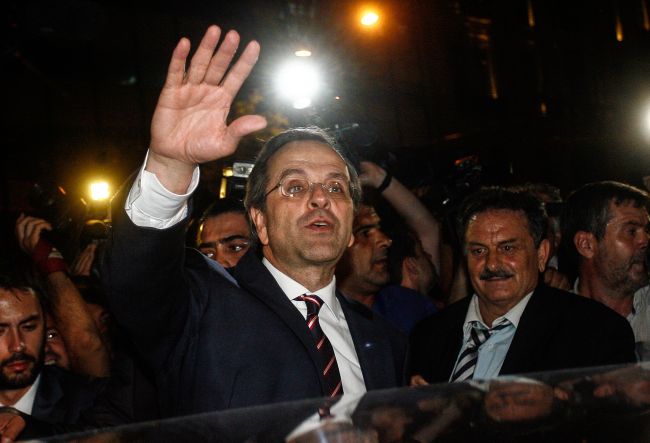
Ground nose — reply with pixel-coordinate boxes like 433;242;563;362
7;328;25;353
485;250;500;271
377;230;392;249
308;183;331;209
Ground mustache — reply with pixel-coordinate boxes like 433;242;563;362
1;352;36;367
631;253;647;265
480;268;514;280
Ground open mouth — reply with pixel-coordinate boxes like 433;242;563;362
306;217;334;232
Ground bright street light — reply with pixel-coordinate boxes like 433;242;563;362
275;59;321;109
360;10;380;27
294;49;312;57
89;181;110;201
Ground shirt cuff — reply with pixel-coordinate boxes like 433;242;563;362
125;152;200;229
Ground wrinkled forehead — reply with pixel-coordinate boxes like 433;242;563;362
267;140;350;180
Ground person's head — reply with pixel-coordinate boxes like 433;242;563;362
0;274;46;391
336;205;392;303
562;181;650;296
458;188;550;320
510;182;563;258
44;313;70;369
197;198;252;268
245;127;362;283
387;228;437;295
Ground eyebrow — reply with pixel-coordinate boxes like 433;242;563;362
354;223;380;235
278;168;349;182
199;235;250;249
467;238;519;247
220;235;251;243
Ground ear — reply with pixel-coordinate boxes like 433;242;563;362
574;231;596;259
348;231;355;248
249;207;269;246
536;238;551;272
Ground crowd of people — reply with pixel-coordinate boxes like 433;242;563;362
0;24;649;441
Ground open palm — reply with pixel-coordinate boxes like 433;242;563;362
149;26;267;174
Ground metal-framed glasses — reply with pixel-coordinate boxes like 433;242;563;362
265;177;353;200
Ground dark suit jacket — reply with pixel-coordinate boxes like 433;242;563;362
17;366;106;440
31;366;104;424
102;192;407;417
409;284;636;384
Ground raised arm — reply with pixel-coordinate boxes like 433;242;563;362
146;25;267;193
15;215;111;378
360;161;441;273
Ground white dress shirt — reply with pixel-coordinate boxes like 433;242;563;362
452;292;533;380
125;153;200;228
263;258;366;394
0;374;41;415
125;156;366;394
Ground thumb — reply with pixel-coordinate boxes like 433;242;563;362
225;115;267;146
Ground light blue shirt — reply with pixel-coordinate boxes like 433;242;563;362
451;292;533;381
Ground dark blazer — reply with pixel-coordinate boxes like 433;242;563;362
30;366;103;423
409;284;636;384
102;193;407;417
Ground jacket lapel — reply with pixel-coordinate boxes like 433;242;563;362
32;367;66;423
440;297;471;381
234;252;327;389
337;293;396;390
500;285;556;375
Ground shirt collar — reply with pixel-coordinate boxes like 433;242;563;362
0;373;41;415
464;290;534;330
262;258;342;320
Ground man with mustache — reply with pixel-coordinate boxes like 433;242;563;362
102;25;407;417
0;273;103;433
561;181;650;358
409;187;636;384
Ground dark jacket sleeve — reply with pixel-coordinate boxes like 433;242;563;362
100;175;194;369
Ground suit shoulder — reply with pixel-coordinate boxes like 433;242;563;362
411;297;469;336
536;285;633;331
343;295;405;338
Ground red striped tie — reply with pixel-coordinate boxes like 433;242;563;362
295;294;344;397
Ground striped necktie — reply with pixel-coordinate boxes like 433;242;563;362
450;319;512;382
295;294;344;397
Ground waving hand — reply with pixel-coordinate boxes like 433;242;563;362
147;26;267;193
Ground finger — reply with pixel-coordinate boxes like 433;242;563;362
186;25;223;85
223;115;267;151
204;30;240;85
1;415;25;442
24;220;51;249
78;253;93;273
220;40;260;98
163;37;192;89
410;374;429;386
14;215;28;240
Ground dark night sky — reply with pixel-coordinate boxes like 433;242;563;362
3;0;650;221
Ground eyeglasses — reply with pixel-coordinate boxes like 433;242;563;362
265;177;353;200
199;237;251;259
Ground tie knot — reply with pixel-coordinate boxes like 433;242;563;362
295;294;324;315
469;319;512;348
